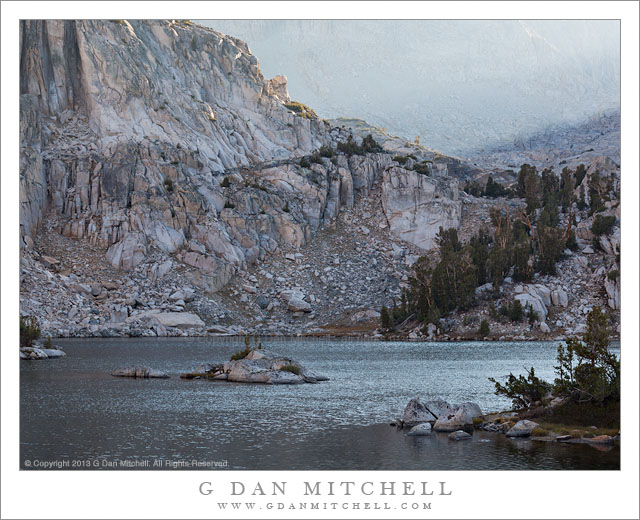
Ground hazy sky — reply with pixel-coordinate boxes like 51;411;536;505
201;20;620;156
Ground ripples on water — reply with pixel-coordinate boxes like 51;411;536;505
20;337;620;470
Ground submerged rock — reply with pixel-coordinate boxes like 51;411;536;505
584;435;614;445
407;423;432;436
111;366;170;378
448;430;472;441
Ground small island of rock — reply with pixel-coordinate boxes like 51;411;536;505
181;348;329;385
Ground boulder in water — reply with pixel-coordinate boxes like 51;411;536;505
407;423;432;436
433;406;476;432
448;430;472;441
401;398;432;428
424;399;453;420
19;346;49;360
506;420;539;438
40;348;66;358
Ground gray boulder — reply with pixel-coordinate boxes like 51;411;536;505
401;398;432;428
452;402;483;420
530;284;551;306
19;347;49;360
433;405;476;432
423;399;453;420
111;366;169;378
152;312;205;328
40;348;66;358
169;287;195;303
448;430;472;441
506;420;539;438
539;322;551;333
515;292;547;322
407;423;432;436
288;297;312;313
551;288;569;307
256;295;270;309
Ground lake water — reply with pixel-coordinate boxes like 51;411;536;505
20;337;620;470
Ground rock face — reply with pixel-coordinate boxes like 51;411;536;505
19;19;430;296
381;166;461;250
18;20;479;339
20;20;327;280
506;420;539;438
604;273;620;310
111;366;170;378
19;20;618;342
266;74;291;103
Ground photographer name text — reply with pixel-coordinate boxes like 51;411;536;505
199;480;452;497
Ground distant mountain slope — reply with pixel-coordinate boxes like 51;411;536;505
202;20;620;156
468;110;620;172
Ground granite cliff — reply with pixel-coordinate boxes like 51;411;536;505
20;20;467;337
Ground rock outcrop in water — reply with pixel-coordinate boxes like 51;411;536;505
20;346;66;360
181;349;329;385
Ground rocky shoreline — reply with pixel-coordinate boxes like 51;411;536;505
393;396;620;448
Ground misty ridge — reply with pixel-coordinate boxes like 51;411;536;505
202;19;620;157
